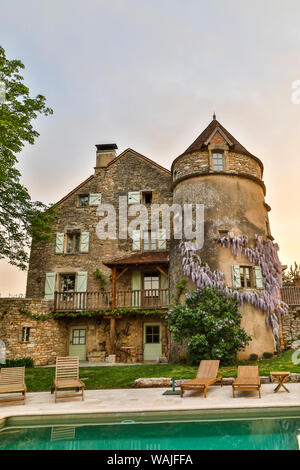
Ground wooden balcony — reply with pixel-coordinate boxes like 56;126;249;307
54;289;170;312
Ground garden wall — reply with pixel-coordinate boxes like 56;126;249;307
282;307;300;348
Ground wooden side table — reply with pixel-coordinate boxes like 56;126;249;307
270;372;290;393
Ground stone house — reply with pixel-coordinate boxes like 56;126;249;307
0;117;283;364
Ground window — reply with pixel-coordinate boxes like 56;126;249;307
22;327;30;343
143;231;157;250
240;266;254;288
79;195;89;207
144;274;160;296
212;152;224;171
218;230;229;238
66;233;80;253
60;274;76;292
142;191;153;204
71;328;86;345
145;325;160;344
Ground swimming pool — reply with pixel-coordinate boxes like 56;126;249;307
1;408;300;450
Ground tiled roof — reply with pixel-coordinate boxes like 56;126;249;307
173;119;263;172
103;251;169;267
281;287;300;306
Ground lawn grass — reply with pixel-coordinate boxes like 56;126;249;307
22;350;300;392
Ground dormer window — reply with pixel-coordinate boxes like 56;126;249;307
212;152;224;171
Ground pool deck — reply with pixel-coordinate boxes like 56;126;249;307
0;383;300;420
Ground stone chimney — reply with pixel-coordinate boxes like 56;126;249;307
95;144;118;168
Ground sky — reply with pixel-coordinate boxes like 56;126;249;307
0;0;300;296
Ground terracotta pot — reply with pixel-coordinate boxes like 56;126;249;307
293;279;300;286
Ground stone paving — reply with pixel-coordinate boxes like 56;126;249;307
0;383;300;420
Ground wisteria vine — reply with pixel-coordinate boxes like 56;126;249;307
180;234;289;343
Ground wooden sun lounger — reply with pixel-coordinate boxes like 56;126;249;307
0;367;26;404
232;366;261;398
180;360;222;398
53;356;85;402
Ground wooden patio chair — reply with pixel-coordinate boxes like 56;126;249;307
232;366;261;398
53;356;85;402
0;366;26;404
180;360;222;398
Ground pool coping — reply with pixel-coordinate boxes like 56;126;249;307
1;384;300;430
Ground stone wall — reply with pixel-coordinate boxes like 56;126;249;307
0;298;68;366
0;298;168;365
26;149;172;299
282;307;300;348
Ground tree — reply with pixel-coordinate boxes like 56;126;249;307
168;287;251;365
0;45;54;269
282;262;300;286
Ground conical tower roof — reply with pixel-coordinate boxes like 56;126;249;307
172;118;263;172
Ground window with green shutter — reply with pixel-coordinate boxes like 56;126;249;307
254;266;264;289
128;191;140;204
80;232;90;253
89;193;102;206
132;230;141;250
55;233;64;254
157;229;167;249
232;265;241;289
44;272;56;300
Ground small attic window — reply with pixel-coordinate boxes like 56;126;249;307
212;152;224;171
142;191;153;204
79;195;89;207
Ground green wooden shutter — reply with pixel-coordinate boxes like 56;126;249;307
232;265;241;288
132;229;141;250
77;272;88;310
80;232;90;253
160;273;169;307
157;229;167;249
128;191;140;204
131;270;141;307
44;273;56;300
89;193;102;206
55;233;64;254
254;266;264;289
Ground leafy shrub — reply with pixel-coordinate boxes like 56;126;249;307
249;353;258;361
262;352;273;359
4;357;34;368
168;287;251;365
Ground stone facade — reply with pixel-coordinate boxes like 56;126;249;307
282;307;300;348
1;117;283;364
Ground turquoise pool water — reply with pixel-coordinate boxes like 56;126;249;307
1;410;300;450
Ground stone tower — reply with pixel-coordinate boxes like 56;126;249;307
169;117;275;358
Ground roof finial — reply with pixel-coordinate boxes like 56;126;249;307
213;112;216;120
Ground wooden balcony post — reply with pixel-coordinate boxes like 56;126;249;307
109;317;116;355
111;266;117;310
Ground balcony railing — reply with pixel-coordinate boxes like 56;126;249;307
54;289;170;312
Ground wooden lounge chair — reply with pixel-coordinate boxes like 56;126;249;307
232;366;261;398
180;360;222;398
53;356;85;402
0;366;26;404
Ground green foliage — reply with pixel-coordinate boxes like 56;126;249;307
4;357;34;368
262;352;273;359
0;45;54;269
168;287;251;365
282;262;300;286
172;277;188;303
19;307;167;321
93;268;107;290
249;353;258;361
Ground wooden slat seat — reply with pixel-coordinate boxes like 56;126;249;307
53;356;85;402
232;366;261;398
0;367;26;404
180;360;222;398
